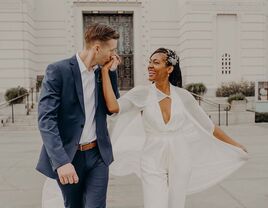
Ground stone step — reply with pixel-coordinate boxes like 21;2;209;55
13;114;37;120
0;115;10;127
9;113;37;121
0;112;37;129
0;103;37;129
0;123;38;131
10;120;37;126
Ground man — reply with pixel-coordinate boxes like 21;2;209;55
36;23;120;208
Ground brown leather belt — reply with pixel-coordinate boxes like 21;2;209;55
77;141;97;151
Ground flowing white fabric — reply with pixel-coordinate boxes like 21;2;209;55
41;84;249;208
109;84;249;196
42;178;64;208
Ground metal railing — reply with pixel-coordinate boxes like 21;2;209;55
0;88;36;124
191;92;231;126
0;87;230;126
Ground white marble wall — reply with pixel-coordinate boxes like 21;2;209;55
177;0;268;93
266;0;268;79
0;0;36;93
34;0;70;76
177;3;215;87
0;0;267;96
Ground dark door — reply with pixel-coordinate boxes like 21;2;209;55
83;12;134;90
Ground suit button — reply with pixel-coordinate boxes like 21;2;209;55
81;124;84;128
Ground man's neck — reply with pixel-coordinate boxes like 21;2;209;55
78;50;96;71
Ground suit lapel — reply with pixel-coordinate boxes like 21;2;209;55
70;55;85;115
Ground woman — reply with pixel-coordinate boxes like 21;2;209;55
102;48;249;208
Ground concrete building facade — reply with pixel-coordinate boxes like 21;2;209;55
0;0;267;96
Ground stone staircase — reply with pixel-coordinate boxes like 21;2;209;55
0;105;38;131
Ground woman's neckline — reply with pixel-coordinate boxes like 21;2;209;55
153;83;173;101
154;83;171;96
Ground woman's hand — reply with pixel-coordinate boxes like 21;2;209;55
102;54;121;72
213;126;248;153
111;54;121;70
236;144;248;153
102;59;113;73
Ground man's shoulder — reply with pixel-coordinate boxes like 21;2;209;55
46;55;76;75
49;55;75;69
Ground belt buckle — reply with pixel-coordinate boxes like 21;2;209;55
78;143;86;151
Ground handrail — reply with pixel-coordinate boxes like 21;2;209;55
0;93;29;109
0;91;34;124
0;89;230;126
191;92;231;108
190;92;231;126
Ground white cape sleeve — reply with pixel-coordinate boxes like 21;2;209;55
108;85;249;195
174;88;250;194
108;86;149;177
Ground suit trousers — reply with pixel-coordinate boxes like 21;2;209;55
57;146;109;208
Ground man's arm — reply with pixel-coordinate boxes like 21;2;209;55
38;64;79;185
38;64;70;170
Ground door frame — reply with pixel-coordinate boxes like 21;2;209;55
73;1;143;88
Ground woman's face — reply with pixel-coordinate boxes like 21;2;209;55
147;53;173;82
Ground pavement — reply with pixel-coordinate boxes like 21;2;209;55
0;123;267;208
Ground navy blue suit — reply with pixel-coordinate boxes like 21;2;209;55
36;55;119;207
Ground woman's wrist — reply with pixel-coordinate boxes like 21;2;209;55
236;143;248;153
101;67;110;75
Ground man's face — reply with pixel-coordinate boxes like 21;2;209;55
95;39;118;66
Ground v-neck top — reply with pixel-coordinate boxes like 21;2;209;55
154;85;172;125
141;84;186;133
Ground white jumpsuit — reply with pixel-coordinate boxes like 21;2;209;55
109;84;249;208
140;86;191;208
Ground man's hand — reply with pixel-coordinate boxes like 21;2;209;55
57;163;79;185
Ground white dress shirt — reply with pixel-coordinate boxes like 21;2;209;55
76;53;97;144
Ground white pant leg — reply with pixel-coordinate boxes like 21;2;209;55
168;168;190;208
168;151;191;208
166;133;192;208
141;171;169;208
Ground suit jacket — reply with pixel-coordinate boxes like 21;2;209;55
36;55;120;179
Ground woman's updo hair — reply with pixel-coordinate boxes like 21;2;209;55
150;48;182;88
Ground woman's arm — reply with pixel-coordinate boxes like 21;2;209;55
213;125;248;152
101;57;119;113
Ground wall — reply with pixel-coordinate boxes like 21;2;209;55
0;0;267;97
177;0;268;95
34;0;69;76
0;0;36;94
